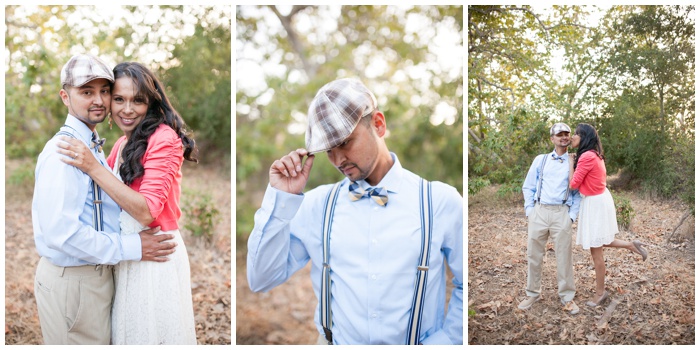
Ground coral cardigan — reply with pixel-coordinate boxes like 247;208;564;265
107;124;184;231
569;150;607;196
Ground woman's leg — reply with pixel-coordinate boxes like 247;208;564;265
590;247;606;298
603;239;646;259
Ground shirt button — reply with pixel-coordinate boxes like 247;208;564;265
371;313;378;318
371;274;377;280
372;239;378;245
280;203;286;208
373;206;378;211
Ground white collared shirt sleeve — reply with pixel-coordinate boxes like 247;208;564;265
32;137;141;266
247;183;311;293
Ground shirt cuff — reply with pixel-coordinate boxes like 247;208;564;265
267;184;304;221
121;232;142;261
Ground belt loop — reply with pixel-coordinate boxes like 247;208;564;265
59;267;66;277
96;265;103;276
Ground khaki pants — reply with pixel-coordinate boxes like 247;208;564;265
526;203;575;303
34;257;114;344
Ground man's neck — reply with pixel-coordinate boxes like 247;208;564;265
365;151;394;187
554;147;568;156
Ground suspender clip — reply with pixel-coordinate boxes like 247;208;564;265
417;265;429;271
323;327;333;344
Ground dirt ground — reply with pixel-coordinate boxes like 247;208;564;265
4;158;232;345
468;185;695;345
235;245;319;345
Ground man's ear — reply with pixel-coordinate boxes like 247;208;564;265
59;88;71;107
372;111;387;137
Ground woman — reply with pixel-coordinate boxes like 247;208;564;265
568;123;648;307
58;62;198;344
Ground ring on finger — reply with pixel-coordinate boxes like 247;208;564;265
73;152;78;159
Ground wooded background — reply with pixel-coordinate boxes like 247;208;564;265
468;5;694;212
5;5;231;163
236;5;464;241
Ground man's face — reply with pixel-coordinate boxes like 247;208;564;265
326;115;381;183
550;131;570;148
59;78;111;129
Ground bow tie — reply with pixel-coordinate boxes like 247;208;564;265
91;133;106;152
349;181;388;206
551;154;565;163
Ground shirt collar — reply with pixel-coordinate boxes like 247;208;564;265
550;149;569;159
64;114;96;145
354;152;403;194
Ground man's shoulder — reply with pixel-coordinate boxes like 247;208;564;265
429;180;463;205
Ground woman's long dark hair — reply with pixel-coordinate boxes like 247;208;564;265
573;123;604;170
114;62;198;185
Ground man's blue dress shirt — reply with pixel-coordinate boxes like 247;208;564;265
247;154;463;345
522;150;581;221
32;115;141;266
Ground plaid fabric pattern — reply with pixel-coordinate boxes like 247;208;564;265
61;54;114;87
550;122;571;135
348;181;388;206
91;132;106;153
305;78;377;154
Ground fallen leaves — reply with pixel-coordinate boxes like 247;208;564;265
468;185;695;345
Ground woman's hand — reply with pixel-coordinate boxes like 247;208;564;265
57;136;101;174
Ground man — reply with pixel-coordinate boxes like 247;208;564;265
32;54;177;344
520;122;582;315
247;78;463;344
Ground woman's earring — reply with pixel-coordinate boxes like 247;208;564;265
108;115;113;130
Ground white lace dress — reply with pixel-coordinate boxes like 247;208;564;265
110;159;197;345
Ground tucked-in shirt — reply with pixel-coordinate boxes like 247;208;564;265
106;123;184;231
522;150;582;221
569;150;607;196
247;154;463;345
32;115;142;266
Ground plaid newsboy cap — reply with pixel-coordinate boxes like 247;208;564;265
60;54;114;87
305;78;377;154
550;122;571;135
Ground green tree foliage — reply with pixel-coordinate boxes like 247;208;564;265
5;5;231;163
468;5;694;212
236;5;463;239
163;17;232;162
599;5;694;208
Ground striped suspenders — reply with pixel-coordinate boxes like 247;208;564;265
406;179;433;345
55;128;104;231
320;178;433;345
535;153;570;205
320;181;343;344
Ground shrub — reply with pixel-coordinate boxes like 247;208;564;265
468;176;490;196
182;189;221;243
610;189;634;230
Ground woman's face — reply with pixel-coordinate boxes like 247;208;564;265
571;129;581;148
111;76;148;138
